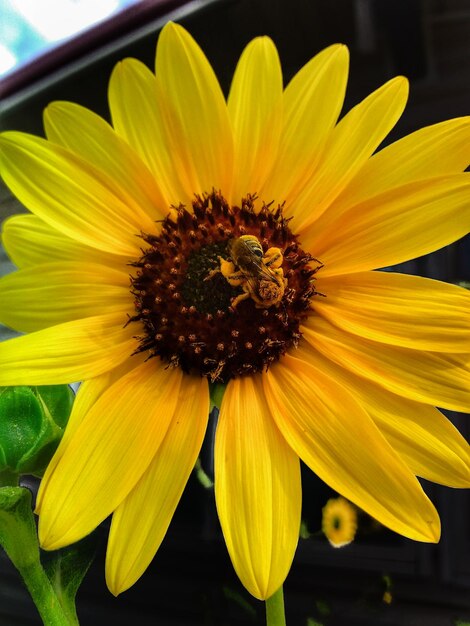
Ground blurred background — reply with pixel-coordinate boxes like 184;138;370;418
0;1;469;624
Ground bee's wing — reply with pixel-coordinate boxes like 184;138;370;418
233;238;279;288
244;262;280;293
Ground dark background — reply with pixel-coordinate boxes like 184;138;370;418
1;1;469;624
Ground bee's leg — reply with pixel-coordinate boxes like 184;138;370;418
270;266;286;286
205;257;235;282
219;258;237;278
220;260;246;288
225;272;245;287
263;247;283;269
230;290;250;308
204;267;220;281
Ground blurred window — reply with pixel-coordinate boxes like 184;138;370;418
0;0;141;77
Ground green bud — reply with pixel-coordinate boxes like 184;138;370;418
0;385;74;479
0;486;38;567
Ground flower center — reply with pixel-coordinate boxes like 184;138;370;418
129;192;320;382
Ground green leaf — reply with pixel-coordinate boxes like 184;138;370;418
0;387;45;472
34;385;75;429
42;534;97;626
0;385;74;478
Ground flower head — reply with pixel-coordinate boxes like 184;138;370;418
322;497;357;548
0;22;469;601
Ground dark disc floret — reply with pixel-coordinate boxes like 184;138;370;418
129;191;321;382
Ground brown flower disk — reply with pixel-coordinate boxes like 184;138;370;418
130;191;320;382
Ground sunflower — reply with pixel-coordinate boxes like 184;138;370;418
322;497;357;548
0;22;469;602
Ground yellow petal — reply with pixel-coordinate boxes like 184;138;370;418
36;355;147;514
335;116;470;209
264;354;440;542
369;402;470;489
309;117;470;246
261;44;349;208
215;376;301;600
294;341;470;488
293;76;408;230
108;58;191;206
0;262;131;332
38;360;182;550
306;175;470;276
155;23;234;197
1;214;125;269
106;375;209;594
314;271;470;352
0;132;154;256
0;312;136;385
303;316;470;413
228;36;283;203
44;101;168;220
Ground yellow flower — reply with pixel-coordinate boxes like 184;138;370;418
0;22;469;601
322;497;357;548
383;591;393;605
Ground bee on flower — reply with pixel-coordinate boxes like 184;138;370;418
0;22;469;602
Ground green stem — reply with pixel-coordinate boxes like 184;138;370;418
265;586;286;626
17;560;73;626
0;487;73;626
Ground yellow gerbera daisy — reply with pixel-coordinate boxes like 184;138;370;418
322;497;357;548
0;22;469;602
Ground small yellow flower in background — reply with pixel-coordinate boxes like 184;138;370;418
383;591;393;605
0;22;469;601
322;497;357;548
382;574;393;604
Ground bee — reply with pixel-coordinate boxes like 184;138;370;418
206;235;287;308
